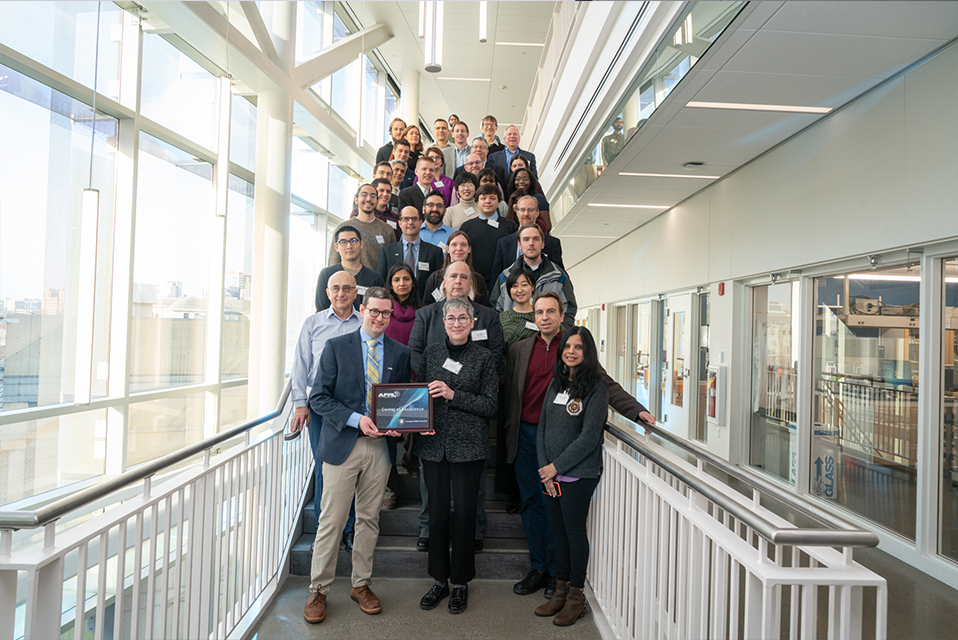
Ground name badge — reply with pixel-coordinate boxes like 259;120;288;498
415;261;429;272
554;392;570;405
356;286;368;296
471;329;488;341
525;321;538;331
442;358;463;374
376;235;385;244
486;218;499;228
432;288;443;302
439;242;447;252
464;207;475;215
435;180;444;188
387;220;397;229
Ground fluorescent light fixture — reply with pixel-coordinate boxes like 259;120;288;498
590;203;669;209
424;1;444;73
619;172;719;179
74;188;100;405
418;1;425;38
479;1;487;42
686;101;832;114
847;274;921;282
356;53;364;147
494;41;544;47
560;235;621;239
437;76;491;82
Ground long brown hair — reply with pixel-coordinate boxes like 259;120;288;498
441;230;474;271
402;125;424;153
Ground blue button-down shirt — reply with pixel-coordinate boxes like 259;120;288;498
347;327;385;427
454;144;470;169
291;307;362;408
420;223;456;253
504;147;519;170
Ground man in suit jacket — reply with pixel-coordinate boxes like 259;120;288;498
376;203;445;299
441;121;471;178
503;292;654;598
454;140;507;185
305;287;411;624
491;196;564;281
489;125;537;177
398;156;437;216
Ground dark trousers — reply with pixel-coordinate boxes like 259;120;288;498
543;477;599;589
514;422;555;575
422;457;485;585
308;405;355;532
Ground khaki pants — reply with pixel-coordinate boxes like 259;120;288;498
309;436;391;594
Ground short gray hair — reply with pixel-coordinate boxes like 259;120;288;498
362;286;391;307
442;296;474;319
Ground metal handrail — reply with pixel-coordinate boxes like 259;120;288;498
607;417;880;548
0;381;292;531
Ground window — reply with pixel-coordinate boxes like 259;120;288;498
750;282;799;484
291;136;330;209
230;95;257;172
286;208;327;372
942;258;958;560
813;267;919;538
222;176;255;380
131;134;213;392
328;164;358;220
693;293;710;442
127;393;205;467
634;301;653;412
0;64;116;411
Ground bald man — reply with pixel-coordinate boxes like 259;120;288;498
376;205;445;299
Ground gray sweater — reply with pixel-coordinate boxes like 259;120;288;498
413;341;498;463
537;381;609;479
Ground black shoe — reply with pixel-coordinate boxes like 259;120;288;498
506;500;522;514
474;539;484;553
420;581;449;610
544;576;557;599
417;537;429;552
341;531;354;552
448;584;468;614
513;569;549;595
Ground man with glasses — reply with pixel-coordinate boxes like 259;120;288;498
481;115;504;155
490;194;564;281
291;270;363;554
304;287;410;624
391;139;416;189
329;185;397;272
376;205;444;299
419;192;456;254
317;225;385;312
455;138;506;185
433;118;452;150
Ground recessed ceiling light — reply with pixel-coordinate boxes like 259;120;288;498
686;101;832;114
494;41;544;47
619;172;719;179
590;203;669;209
437;77;491;82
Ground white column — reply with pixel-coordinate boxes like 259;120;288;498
401;67;420;129
624;92;641;130
248;2;295;416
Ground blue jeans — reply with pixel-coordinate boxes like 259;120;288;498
308;405;355;532
514;422;555;574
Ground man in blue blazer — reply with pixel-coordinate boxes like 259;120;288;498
488;125;537;177
305;287;410;624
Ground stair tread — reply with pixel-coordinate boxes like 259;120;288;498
293;533;528;554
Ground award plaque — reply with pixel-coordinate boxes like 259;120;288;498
371;384;434;434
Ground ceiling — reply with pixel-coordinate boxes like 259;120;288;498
552;1;958;267
349;1;555;136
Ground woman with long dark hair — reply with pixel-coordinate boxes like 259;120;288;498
535;326;608;626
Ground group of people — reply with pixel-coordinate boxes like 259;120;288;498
290;115;654;626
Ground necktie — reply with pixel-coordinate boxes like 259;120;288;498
365;339;380;415
404;241;416;268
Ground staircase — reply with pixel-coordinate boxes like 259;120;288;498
290;440;532;580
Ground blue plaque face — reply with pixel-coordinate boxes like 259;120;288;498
372;384;434;433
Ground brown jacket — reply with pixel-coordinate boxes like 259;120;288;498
503;334;650;463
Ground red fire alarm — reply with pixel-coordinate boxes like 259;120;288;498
602;304;605;311
718;283;725;296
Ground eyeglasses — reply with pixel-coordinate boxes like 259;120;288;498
424;203;444;210
399;216;420;223
515;207;538;214
367;308;393;319
329;285;355;293
443;315;472;325
336;238;360;246
465;161;483;167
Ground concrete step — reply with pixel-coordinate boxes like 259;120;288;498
290;534;531;579
303;500;526;539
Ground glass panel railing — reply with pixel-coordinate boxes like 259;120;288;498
551;1;746;223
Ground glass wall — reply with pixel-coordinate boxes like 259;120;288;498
634;301;653;411
942;258;958;560
750;282;799;484
223;176;255;380
812;266;920;538
693;293;710;442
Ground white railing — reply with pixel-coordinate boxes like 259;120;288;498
588;421;887;640
0;384;311;640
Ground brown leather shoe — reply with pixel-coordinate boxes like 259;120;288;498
304;592;326;624
382;498;398;509
351;585;383;615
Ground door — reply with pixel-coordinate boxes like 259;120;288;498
660;293;692;438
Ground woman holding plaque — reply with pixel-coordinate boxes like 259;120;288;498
535;327;608;626
415;297;498;615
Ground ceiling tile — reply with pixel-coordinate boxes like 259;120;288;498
764;1;958;39
693;70;878;108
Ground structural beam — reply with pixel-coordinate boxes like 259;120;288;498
293;22;393;89
240;1;281;66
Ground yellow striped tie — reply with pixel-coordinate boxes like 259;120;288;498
365;339;380;414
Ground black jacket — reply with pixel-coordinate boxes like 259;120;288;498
408;299;504;376
376;239;445;299
398;184;428;216
491;231;564;284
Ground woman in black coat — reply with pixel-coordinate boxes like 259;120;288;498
414;296;498;615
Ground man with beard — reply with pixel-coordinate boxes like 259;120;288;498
369;177;401;240
418;191;456;254
376;205;444;299
376;117;406;164
328;185;397;271
600;116;626;170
